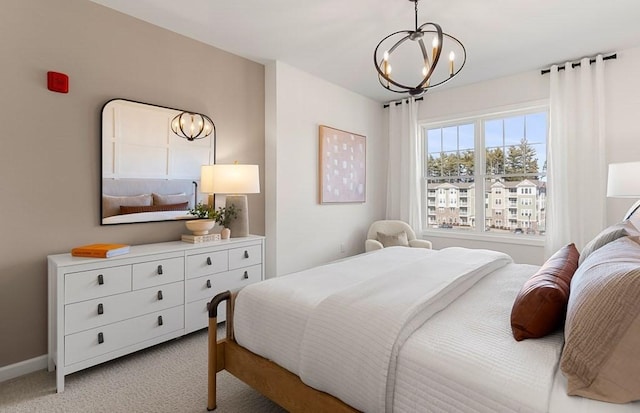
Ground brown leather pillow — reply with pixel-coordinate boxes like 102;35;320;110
120;202;188;215
510;243;579;341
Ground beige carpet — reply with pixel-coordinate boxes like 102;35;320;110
0;325;286;413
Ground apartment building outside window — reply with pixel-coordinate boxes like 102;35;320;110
422;105;548;238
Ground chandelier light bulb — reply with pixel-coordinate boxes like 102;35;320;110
449;51;456;76
431;36;439;62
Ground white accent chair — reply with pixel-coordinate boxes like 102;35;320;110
365;220;432;252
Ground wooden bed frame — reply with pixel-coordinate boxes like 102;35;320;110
207;291;359;412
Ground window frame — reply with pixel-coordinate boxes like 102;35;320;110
419;101;549;246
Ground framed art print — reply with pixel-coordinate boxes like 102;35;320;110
319;125;366;204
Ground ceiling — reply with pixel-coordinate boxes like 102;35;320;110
89;0;640;103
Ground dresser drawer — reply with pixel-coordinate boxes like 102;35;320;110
185;298;226;333
64;305;184;366
229;245;262;270
186;250;228;279
185;264;261;304
132;257;184;290
65;266;131;304
65;282;184;335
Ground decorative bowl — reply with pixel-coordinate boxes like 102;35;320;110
185;219;215;235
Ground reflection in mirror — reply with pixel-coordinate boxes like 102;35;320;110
101;99;216;225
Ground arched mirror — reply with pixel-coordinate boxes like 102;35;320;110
101;99;215;225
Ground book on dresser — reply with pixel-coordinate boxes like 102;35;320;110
181;233;221;243
71;243;130;258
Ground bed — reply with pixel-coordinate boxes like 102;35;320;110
206;216;640;412
101;178;199;224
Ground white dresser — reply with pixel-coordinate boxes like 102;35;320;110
48;236;264;392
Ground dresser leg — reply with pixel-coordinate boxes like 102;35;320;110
56;369;65;393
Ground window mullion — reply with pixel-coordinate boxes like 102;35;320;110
475;118;484;234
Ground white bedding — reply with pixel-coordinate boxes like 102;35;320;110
395;261;640;413
299;247;511;413
394;263;562;413
101;210;192;224
234;247;439;375
233;247;640;413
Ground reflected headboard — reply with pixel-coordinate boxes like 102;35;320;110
101;179;205;223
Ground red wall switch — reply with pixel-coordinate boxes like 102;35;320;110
47;71;69;93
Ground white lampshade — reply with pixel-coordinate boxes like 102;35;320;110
607;162;640;197
208;164;260;194
200;165;216;194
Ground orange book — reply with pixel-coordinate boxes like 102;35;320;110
71;243;130;258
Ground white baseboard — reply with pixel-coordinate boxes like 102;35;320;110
0;355;48;383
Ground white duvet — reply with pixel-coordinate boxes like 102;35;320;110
299;247;512;413
234;247;440;376
235;247;511;412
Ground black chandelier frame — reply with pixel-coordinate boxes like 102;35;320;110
374;0;466;96
171;112;216;142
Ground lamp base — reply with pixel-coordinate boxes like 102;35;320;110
624;199;640;220
226;195;249;238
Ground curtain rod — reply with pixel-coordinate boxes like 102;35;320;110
540;53;617;75
383;96;423;108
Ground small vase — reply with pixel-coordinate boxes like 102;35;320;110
220;227;231;239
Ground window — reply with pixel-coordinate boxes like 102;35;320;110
423;106;547;237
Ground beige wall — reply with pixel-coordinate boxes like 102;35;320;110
0;0;265;367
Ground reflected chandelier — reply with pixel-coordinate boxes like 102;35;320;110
374;0;466;96
170;112;215;141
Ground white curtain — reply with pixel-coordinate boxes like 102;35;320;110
385;98;423;231
545;55;607;257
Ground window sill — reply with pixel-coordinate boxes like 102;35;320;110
420;229;546;247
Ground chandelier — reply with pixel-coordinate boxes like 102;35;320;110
374;0;466;96
170;112;215;141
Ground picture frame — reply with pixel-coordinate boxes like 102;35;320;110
318;125;366;204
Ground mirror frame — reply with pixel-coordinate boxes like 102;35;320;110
100;98;216;225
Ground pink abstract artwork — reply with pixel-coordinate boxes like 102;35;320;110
319;125;366;204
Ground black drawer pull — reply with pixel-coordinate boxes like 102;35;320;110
97;274;104;285
244;250;249;259
98;332;104;344
97;303;104;315
206;256;212;265
243;271;249;279
206;279;212;288
157;265;163;275
158;315;163;326
157;290;163;300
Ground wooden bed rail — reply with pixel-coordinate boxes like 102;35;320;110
207;290;359;413
207;290;234;411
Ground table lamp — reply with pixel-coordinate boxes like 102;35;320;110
607;161;640;220
209;163;260;237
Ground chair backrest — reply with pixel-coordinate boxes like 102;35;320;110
367;220;417;242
